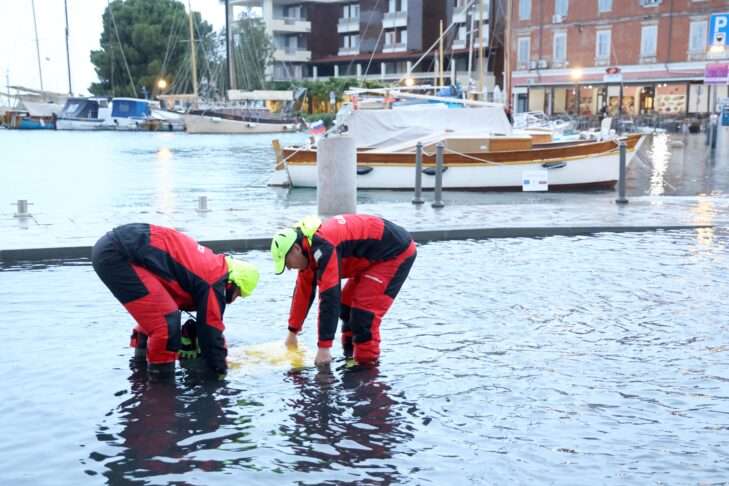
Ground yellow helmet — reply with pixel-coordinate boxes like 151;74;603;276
225;257;259;297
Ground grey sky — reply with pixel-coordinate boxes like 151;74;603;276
0;0;226;99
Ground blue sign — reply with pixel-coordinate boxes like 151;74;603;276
709;12;729;46
722;107;729;127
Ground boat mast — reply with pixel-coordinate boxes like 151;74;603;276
187;0;199;108
504;0;512;109
478;0;484;99
64;0;73;95
30;0;45;99
439;20;444;87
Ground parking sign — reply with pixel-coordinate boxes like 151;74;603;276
709;12;729;46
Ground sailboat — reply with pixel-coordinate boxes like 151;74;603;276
270;92;645;191
4;0;66;129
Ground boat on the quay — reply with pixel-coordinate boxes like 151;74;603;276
271;100;645;191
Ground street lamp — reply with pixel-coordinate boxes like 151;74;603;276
157;78;168;90
404;77;415;87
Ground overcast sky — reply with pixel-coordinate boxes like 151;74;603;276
0;0;227;99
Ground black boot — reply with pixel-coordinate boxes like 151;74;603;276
148;362;175;380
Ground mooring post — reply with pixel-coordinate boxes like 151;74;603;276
412;142;424;205
616;140;628;205
318;135;357;216
197;196;211;213
432;143;445;209
13;200;32;218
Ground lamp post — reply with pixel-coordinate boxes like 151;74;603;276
571;68;583;118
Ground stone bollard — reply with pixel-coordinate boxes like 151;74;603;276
432;143;445;209
615;141;628;205
196;196;211;213
412;142;424;205
13;199;32;218
317;135;356;216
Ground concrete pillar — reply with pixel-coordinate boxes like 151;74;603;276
317;135;357;216
313;65;318;80
381;62;386;80
334;65;339;78
356;63;362;79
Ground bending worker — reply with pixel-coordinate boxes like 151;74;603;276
271;214;416;367
92;223;259;377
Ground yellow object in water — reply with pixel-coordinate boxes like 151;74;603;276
227;341;311;371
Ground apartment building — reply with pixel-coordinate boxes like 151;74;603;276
509;0;729;116
229;0;503;90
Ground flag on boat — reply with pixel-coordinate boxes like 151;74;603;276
307;120;326;135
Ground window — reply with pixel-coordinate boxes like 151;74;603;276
518;36;531;65
641;24;657;57
399;28;407;45
519;0;531;20
342;4;359;18
598;0;612;12
385;30;396;45
596;30;611;60
555;0;568;17
689;20;707;53
553;32;566;63
389;0;396;13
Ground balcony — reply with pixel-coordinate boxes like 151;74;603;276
274;47;312;63
338;46;360;56
383;11;407;29
337;17;360;33
453;6;467;24
452;38;467;50
382;42;407;53
271;17;311;33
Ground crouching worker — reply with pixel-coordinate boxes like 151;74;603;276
92;223;259;378
271;214;416;369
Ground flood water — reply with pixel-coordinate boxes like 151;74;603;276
2;231;729;485
1;129;728;484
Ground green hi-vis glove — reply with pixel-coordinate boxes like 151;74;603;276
179;335;200;360
345;358;358;369
179;318;201;360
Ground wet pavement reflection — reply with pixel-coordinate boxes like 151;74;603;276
2;232;728;484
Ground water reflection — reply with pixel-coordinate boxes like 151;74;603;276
648;133;671;196
91;365;255;485
279;366;417;484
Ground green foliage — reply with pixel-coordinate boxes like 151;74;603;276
270;78;385;113
89;0;215;97
231;16;273;91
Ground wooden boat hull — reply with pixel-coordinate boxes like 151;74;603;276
276;134;645;191
184;114;299;134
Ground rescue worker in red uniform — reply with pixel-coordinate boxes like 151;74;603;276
271;214;416;367
92;223;259;377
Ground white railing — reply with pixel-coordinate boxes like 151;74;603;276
337;17;360;33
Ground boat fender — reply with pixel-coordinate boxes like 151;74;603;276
422;166;448;175
357;166;374;175
542;161;566;170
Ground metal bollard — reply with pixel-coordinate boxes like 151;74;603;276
412;142;424;205
615;141;628;204
432;143;445;208
13;199;32;218
196;196;211;213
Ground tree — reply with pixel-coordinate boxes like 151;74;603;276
89;0;215;98
231;14;273;91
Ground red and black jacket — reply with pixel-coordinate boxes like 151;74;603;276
288;214;412;347
111;223;229;373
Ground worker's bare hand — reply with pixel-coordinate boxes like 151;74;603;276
314;347;332;366
285;331;298;349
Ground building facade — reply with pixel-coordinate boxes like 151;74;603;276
230;0;503;91
508;0;729;116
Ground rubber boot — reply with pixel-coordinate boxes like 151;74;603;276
130;329;148;364
148;362;175;380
